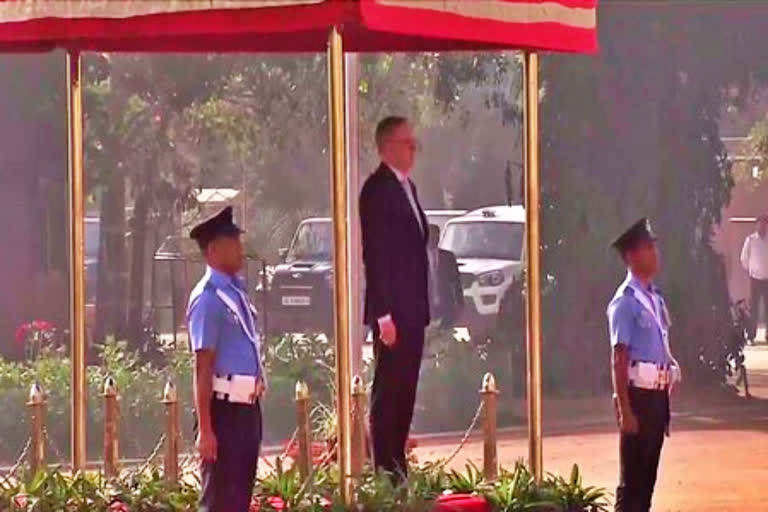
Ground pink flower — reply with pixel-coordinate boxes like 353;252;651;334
108;501;129;512
267;496;286;510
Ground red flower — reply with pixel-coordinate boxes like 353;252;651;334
12;494;30;509
31;320;54;332
266;496;286;510
14;324;28;345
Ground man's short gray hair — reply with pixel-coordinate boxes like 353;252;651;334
375;116;408;149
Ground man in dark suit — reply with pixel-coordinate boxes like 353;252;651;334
427;224;464;329
360;116;429;480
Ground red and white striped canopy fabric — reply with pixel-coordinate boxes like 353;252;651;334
0;0;597;53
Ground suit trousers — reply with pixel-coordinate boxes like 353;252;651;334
198;399;262;512
615;388;669;512
369;321;425;482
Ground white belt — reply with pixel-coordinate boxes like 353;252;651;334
212;375;258;404
629;362;680;390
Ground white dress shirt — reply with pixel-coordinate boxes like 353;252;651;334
389;165;424;234
741;232;768;280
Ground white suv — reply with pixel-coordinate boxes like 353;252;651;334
440;205;525;341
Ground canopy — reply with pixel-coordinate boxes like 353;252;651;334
0;0;597;53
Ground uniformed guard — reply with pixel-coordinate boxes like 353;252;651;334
607;218;681;512
187;206;266;512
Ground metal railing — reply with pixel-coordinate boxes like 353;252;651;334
0;371;502;486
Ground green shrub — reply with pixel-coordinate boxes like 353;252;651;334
0;461;607;512
0;334;341;465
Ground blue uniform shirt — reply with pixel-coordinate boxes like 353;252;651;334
187;266;263;378
607;272;672;366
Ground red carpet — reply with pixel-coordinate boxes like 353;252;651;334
251;493;490;511
433;494;491;512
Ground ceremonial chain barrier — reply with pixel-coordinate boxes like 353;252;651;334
0;372;502;489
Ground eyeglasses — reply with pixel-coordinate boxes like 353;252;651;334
389;137;422;152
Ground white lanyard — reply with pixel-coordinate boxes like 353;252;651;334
628;283;664;334
215;288;259;345
627;282;678;370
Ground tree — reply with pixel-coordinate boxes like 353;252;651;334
532;3;768;390
83;50;522;350
85;54;237;349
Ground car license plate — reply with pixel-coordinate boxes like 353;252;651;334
282;296;311;306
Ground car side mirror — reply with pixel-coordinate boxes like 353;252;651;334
278;247;288;261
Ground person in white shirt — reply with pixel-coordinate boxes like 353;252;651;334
740;215;768;343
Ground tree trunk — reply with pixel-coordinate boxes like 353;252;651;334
93;170;128;345
127;190;149;349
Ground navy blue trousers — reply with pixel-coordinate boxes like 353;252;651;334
369;321;425;482
198;399;262;512
615;388;669;512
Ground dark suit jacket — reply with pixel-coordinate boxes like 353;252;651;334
360;163;430;328
432;248;464;327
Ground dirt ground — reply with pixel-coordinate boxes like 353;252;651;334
414;346;768;512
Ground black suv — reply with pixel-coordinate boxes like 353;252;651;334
264;210;466;335
266;218;334;334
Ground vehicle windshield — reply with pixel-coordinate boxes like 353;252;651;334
287;221;332;262
427;214;458;233
440;221;524;260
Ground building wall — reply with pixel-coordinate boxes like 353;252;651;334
712;180;768;302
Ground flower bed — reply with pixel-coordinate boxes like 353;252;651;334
1;462;608;512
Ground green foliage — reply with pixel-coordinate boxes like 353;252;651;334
0;468;199;512
258;457;304;507
484;464;544;512
0;460;606;512
415;333;523;433
543;465;610;512
0;340;194;465
446;462;485;494
261;333;339;440
0;332;351;464
354;470;433;512
532;6;749;390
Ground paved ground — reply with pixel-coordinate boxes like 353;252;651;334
414;345;768;511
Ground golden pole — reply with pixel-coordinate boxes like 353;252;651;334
481;373;498;481
67;50;87;471
27;382;46;475
295;381;312;482
103;376;119;478
350;375;366;479
327;25;353;504
523;51;543;482
162;381;180;484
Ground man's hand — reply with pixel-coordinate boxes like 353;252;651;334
378;315;397;347
255;377;267;398
196;428;217;461
618;408;639;435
